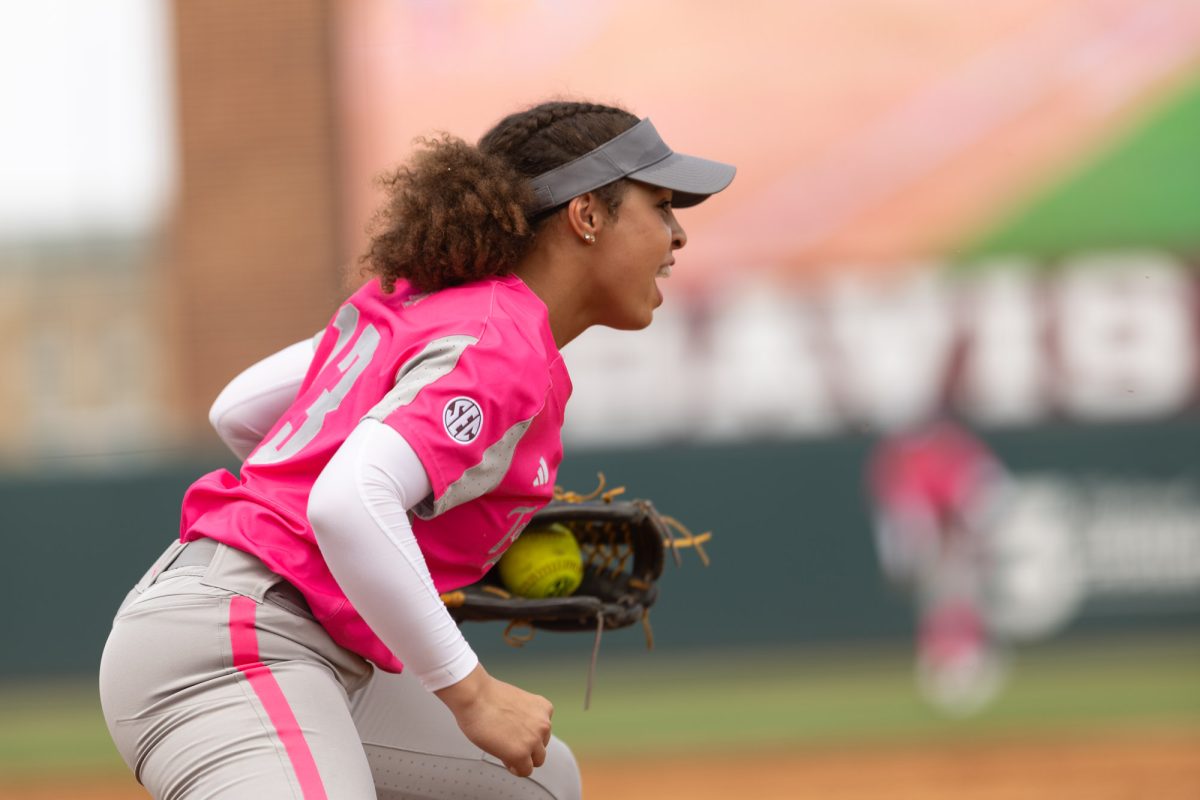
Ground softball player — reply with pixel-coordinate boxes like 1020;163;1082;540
98;101;734;799
866;419;1011;714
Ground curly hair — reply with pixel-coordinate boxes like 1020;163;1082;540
361;101;639;293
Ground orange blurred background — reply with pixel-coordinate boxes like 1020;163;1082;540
333;0;1200;288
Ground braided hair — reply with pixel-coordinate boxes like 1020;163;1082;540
361;101;639;293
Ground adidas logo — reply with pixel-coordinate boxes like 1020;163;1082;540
533;457;550;487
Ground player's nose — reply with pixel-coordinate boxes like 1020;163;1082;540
669;212;687;251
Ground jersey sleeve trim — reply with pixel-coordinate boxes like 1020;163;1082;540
366;334;480;422
411;414;537;519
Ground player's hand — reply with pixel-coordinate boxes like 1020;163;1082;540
434;663;553;777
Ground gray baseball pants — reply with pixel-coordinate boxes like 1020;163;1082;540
99;538;581;800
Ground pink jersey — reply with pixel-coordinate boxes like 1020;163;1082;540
867;421;1001;521
180;274;572;672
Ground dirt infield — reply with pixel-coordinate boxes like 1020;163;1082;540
581;728;1200;800
3;727;1196;800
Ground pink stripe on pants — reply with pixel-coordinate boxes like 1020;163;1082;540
229;595;329;799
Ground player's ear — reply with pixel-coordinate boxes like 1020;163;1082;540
564;193;603;241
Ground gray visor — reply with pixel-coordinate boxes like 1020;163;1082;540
528;118;736;213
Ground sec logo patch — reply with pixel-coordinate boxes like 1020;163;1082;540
443;396;483;444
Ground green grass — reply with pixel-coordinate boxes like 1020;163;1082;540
1;633;1196;777
0;681;121;775
496;633;1200;756
960;74;1200;262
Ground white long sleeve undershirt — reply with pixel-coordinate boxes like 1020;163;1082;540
208;338;315;461
208;340;478;691
308;420;479;691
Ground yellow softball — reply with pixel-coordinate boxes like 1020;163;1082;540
498;523;583;598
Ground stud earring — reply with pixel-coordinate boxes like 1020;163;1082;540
583;232;596;244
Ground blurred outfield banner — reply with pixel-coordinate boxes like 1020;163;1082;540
562;250;1199;444
985;472;1200;641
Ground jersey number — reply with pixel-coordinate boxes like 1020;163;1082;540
247;305;380;466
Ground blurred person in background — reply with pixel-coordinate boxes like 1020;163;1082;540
866;418;1014;714
98;100;734;799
